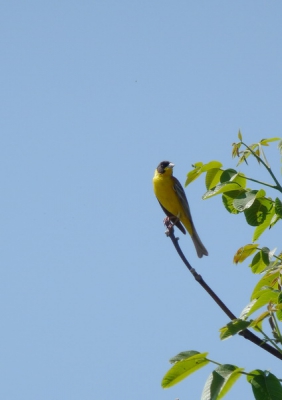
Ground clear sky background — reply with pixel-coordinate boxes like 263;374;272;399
1;2;282;399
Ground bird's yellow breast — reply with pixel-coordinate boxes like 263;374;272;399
153;170;182;217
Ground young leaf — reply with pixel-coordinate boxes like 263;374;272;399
240;288;279;318
185;162;204;186
206;168;223;190
161;352;209;388
201;161;223;172
255;189;267;199
250;311;271;328
185;161;222;186
258;143;270;167
251;270;280;300
236;149;253;166
232;142;240;158
247;370;282;400
238;130;243;141
233;244;258;264
260;137;281;146
250;248;270;274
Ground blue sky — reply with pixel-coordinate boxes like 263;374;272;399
1;2;282;399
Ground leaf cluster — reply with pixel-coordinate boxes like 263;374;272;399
162;134;282;399
162;351;282;400
185;136;282;242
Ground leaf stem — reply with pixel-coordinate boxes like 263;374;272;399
241;141;282;192
271;312;282;344
240;174;278;190
205;358;222;366
254;324;282;354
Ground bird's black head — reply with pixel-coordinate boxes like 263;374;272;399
156;161;174;174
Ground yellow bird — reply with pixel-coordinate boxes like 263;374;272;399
153;161;208;258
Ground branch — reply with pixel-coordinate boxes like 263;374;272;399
165;220;282;361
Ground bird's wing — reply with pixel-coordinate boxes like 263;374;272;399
172;176;193;221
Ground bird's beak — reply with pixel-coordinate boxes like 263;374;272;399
168;163;175;168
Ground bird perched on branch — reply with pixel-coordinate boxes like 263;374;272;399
153;161;208;258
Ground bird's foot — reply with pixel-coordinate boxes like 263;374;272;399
164;217;175;236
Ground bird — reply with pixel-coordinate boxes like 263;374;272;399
153;161;208;258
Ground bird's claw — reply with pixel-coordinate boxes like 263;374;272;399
164;217;175;236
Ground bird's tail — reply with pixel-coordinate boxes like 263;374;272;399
192;230;208;258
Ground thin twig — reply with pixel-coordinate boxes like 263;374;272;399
165;220;282;361
241;141;282;192
240;174;278;190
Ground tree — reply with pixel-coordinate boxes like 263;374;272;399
161;133;282;399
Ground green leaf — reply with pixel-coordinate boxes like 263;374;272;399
240;288;279;318
250;311;271;329
219;319;250;340
250;247;270;274
236;149;252;166
261;247;271;265
201;161;223;172
217;366;244;399
240;299;257;320
244;197;273;227
233;190;257;212
169;350;200;364
186;161;223;187
231;172;246;188
220;169;237;183
276;292;282;304
256;189;267;198
275;198;282;217
260;137;281;146
247;370;282;400
185;162;204;186
233;244;258;264
219;170;246;189
238;130;242;141
201;364;244;400
276;293;282;321
253;205;275;241
222;190;245;214
232;142;241;158
161;352;209;388
251;270;280;300
270;213;281;228
206;168;223;190
203;182;242;199
202;369;225;400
